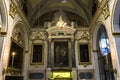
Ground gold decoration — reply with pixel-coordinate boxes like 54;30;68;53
56;16;67;28
9;1;17;19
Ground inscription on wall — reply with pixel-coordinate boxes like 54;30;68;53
79;72;93;79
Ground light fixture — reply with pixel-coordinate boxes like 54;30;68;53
11;51;16;67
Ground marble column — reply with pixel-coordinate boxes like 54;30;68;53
47;39;51;68
93;50;100;80
71;39;77;80
71;39;76;68
46;39;52;80
23;51;29;80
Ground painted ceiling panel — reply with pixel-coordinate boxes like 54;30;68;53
25;0;97;28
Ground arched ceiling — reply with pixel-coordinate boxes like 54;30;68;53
26;0;97;28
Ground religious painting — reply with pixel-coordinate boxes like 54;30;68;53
54;41;69;67
8;38;24;70
78;43;91;65
31;44;44;65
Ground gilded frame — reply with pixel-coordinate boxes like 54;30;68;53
8;38;24;70
78;42;91;65
51;40;71;69
31;43;44;65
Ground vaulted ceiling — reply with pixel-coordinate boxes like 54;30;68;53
24;0;98;28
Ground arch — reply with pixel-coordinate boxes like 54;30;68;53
0;0;8;32
92;22;104;51
12;21;29;51
112;0;120;32
93;23;115;80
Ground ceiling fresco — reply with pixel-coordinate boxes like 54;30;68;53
26;0;98;28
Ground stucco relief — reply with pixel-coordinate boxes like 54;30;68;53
12;28;24;46
75;31;91;41
9;1;17;19
102;5;110;19
31;30;48;40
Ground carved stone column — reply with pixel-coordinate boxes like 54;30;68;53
47;39;51;68
46;39;52;80
71;39;76;68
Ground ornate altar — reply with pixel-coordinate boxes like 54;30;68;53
45;11;76;80
46;13;76;69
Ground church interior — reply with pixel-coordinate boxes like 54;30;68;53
0;0;120;80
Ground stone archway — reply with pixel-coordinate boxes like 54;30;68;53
93;23;115;80
12;22;29;51
2;21;29;80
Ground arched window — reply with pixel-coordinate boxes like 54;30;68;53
97;25;115;80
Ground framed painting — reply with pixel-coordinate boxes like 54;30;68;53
78;43;91;65
31;43;44;65
8;38;24;70
53;41;69;68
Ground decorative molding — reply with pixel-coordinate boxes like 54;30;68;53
12;31;24;46
90;0;110;31
9;1;17;19
31;30;48;40
102;4;110;20
2;67;22;75
76;32;91;41
46;16;76;39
